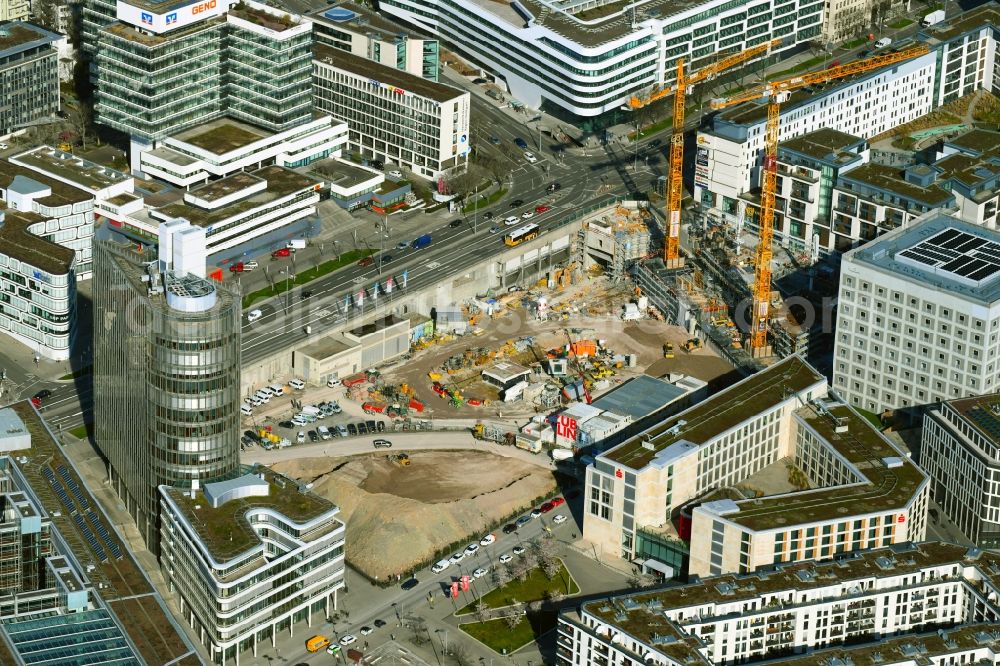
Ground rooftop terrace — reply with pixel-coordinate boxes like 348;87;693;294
314;43;466;103
601;356;824;469
188;171;264;202
840;162;953;207
579;541;1000;648
780;128;865;164
228;0;301;32
0;22;60;55
170;118;269;155
945;393;1000;448
0;211;75;275
165;465;338;563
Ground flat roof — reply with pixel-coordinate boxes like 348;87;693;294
0;21;60;56
780;128;865;164
845;213;1000;304
0;211;75;274
3;609;143;665
4;401;198;665
170;118;269;155
298;334;356;360
309;158;383;189
313;2;423;40
0;158;92;205
101;16;224;46
11;146;131;193
945;393;1000;448
483;362;532;382
591;374;686;420
227;1;302;31
188;171;264;202
155;166;318;227
347;313;405;337
724;402;925;530
314;43;466;103
165;466;338;562
919;4;1000;43
839;162;953;207
602;356;824;469
577;541;1000;661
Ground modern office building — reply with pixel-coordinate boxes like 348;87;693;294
586;355;929;578
90;0;314;170
696;4;1000;228
0;160;89;360
313;44;470;179
102;165;322;259
0;401;198;665
312;2;439;80
377;0;820;126
137;115;348;186
558;541;1000;666
93;224;242;549
921;394;1000;549
833;213;1000;414
0;22;60;139
159;465;346;665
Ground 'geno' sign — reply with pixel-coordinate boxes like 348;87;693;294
192;0;217;14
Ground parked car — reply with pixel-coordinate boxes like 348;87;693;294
271;248;291;258
512;545;526;556
377;421;385;432
318;426;332;440
540;502;554;513
401;578;419;590
530;508;542;518
373;439;392;449
514;137;528;149
480;533;496;546
337;424;349;437
388;169;403;179
339;635;357;646
465;542;480;555
551;496;565;506
515;515;531;527
449;551;465;563
360;626;374;636
358;256;374;267
297;431;306;444
523;151;538;163
502;523;518;534
357;422;368;434
431;559;450;573
553;514;568;524
499;553;513;564
366;420;377;432
374;619;387;628
473;567;489;579
347;423;357;436
308;430;319;442
327;378;342;388
288;378;305;390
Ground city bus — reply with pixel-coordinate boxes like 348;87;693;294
504;223;539;247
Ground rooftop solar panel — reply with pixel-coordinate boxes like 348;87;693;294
927;228;961;246
969;264;1000;281
899;227;1000;286
942;231;978;250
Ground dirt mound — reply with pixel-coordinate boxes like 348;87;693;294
272;450;556;581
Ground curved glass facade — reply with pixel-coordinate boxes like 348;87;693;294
93;240;240;549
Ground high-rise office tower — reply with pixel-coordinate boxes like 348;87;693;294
92;221;241;549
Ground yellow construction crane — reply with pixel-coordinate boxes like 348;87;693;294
627;38;783;268
709;44;929;354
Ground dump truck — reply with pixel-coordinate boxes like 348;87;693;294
663;342;674;359
684;338;703;352
389;453;411;466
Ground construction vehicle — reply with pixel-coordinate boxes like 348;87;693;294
57;142;73;153
627;39;783;268
663;342;675;359
563;329;592;404
709;44;928;354
516;438;542;454
388;453;411;466
684;338;703;352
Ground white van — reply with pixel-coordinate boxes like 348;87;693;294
240;405;253;417
301;405;322;416
288;378;305;390
431;559;450;573
875;37;892;49
268;384;285;396
254;390;270;403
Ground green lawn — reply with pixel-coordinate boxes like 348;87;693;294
769;55;829;79
460;610;558;654
856;408;883;430
241;249;375;308
69;424;91;440
889;18;914;29
842;37;868;49
461;562;578;613
59;365;92;381
463;188;507;213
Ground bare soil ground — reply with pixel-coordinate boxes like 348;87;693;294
272;450;557;580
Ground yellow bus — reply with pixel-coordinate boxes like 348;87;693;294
504;223;540;247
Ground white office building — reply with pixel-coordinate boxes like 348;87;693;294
378;0;821;125
696;5;1000;225
159;466;345;665
313;44;470;179
922;394;1000;549
833;213;1000;414
138;115;348;187
557;541;1000;666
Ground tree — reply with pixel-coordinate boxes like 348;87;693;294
474;600;489;624
493;564;512;590
542;557;562;581
627;571;657;589
544;588;565;604
512;559;532;583
65;103;95;150
451;643;477;666
409;617;428;646
503;603;524;630
34;0;61;31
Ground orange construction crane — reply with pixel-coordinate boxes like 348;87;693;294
627;39;783;268
709;44;929;354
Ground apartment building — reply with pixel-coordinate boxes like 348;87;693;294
697;4;1000;226
0;22;60;139
586;355;928;578
93;227;242;549
90;0;314;170
312;2;439;80
159;466;345;665
0;402;197;665
313;44;470;179
138;115;348;186
922;394;1000;549
833;214;1000;414
378;0;821;126
0;0;29;21
558;541;1000;666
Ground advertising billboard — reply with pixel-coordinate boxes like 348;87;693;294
116;0;230;34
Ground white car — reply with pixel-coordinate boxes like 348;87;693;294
250;397;263;407
242;260;259;271
449;551;465;563
480;533;496;546
504;216;520;226
387;169;404;179
473;567;489;579
465;543;480;555
523;151;538;163
431;559;450;573
288;378;305;390
360;626;374;636
499;553;513;564
327;377;342;388
512;545;526;556
246;309;263;323
0;143;8;150
296;431;305;444
339;635;357;646
521;211;535;220
553;514;568;524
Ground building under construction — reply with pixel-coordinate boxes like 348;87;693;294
578;201;653;281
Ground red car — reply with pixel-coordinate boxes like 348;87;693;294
539;502;554;513
357;256;374;267
271;248;291;258
535;204;551;214
30;397;41;408
551;497;565;507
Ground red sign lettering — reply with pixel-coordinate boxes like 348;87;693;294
897;515;906;523
615;468;623;479
556;415;577;441
192;0;217;15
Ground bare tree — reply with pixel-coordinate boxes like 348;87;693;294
65;104;94;150
34;0;60;31
541;557;562;581
493;564;512;590
474;600;489;624
512;559;532;583
627;571;658;589
451;642;477;666
544;588;565;604
503;603;524;630
409;617;428;646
